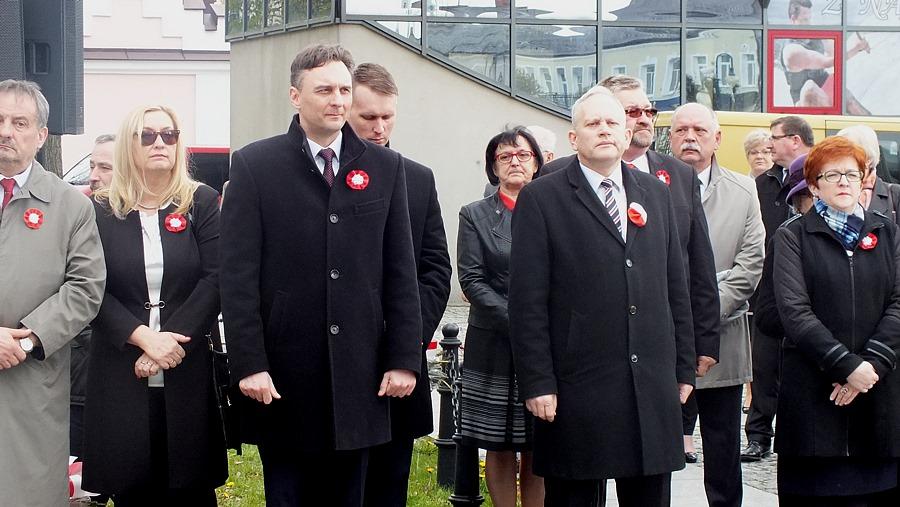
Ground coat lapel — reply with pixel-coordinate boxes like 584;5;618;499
622;165;647;251
566;157;626;246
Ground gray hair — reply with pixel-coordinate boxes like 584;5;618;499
0;79;50;129
836;124;880;169
525;125;557;155
94;133;116;145
600;74;644;94
672;102;720;131
571;86;617;126
743;129;771;156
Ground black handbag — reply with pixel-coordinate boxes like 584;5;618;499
208;332;241;453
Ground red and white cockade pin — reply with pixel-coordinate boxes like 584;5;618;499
346;170;370;190
655;169;671;186
860;232;878;250
23;208;43;229
164;213;187;233
627;202;647;227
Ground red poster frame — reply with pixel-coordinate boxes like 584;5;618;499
767;29;842;115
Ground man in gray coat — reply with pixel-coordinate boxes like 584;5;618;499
0;80;105;506
671;103;765;507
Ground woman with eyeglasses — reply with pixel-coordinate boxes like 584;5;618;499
82;105;226;505
773;136;900;505
457;126;544;507
744;129;774;179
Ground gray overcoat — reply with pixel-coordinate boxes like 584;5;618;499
697;158;765;389
0;161;105;506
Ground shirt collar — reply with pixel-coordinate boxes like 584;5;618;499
4;162;33;189
697;165;712;187
579;161;624;192
497;189;516;211
625;153;650;173
307;131;343;164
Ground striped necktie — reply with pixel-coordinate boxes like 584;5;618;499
600;179;622;235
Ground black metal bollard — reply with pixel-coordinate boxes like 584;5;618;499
447;323;484;506
435;323;460;488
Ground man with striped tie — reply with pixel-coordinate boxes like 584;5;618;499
508;88;696;507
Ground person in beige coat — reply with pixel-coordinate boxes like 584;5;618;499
671;102;765;507
0;80;105;506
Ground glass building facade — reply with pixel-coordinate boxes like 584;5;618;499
225;0;900;117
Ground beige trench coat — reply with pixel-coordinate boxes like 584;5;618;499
697;158;765;389
0;162;105;506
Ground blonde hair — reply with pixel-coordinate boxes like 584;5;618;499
97;105;197;219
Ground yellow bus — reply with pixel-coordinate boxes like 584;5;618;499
654;111;900;180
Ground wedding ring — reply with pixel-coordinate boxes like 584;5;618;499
840;387;849;394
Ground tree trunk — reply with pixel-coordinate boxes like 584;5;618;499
36;134;63;177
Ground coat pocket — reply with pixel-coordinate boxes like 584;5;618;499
354;198;385;216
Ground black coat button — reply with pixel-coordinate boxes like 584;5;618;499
329;213;339;223
330;269;340;280
629;305;637;315
625;259;633;268
631;354;639;363
329;325;340;335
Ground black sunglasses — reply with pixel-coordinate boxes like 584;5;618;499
138;129;180;146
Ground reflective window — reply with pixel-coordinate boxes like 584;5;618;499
427;23;510;86
767;0;841;25
310;0;332;19
514;24;597;110
226;0;244;34
247;0;264;30
685;29;761;112
605;0;680;22
266;0;284;26
427;0;509;18
845;32;896;115
602;28;680;110
685;0;761;24
287;0;307;23
346;0;421;16
846;0;900;26
376;21;422;46
515;0;596;20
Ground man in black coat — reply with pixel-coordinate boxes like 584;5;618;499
543;76;720;382
742;115;813;461
509;89;696;507
219;45;423;506
347;62;452;507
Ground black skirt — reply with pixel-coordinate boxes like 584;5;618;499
459;324;533;451
778;455;898;497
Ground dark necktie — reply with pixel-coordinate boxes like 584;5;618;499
600;179;622;236
1;178;15;209
319;148;335;187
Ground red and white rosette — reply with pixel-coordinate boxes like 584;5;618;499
346;170;370;190
627;202;647;227
655;169;671;186
164;212;187;233
23;208;43;229
860;232;877;250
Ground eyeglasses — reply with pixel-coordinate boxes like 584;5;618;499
748;149;772;157
770;133;796;141
138;129;180;146
816;170;863;183
495;150;535;164
624;106;658;119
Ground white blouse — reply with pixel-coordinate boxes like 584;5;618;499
140;209;165;387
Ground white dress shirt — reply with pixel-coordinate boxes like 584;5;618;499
139;209;165;387
2;162;33;192
580;161;628;241
625;152;650;174
697;165;712;198
307;131;343;179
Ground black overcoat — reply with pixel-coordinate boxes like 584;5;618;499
390;156;452;440
83;185;226;493
543;153;719;360
219;118;422;453
773;209;900;457
508;159;696;480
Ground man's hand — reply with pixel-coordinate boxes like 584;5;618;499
134;353;160;379
695;355;717;377
0;327;31;370
378;369;416;398
679;383;694;404
846;361;878;393
239;371;281;404
132;326;190;369
525;394;558;422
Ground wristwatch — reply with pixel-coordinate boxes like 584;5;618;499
19;337;34;354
